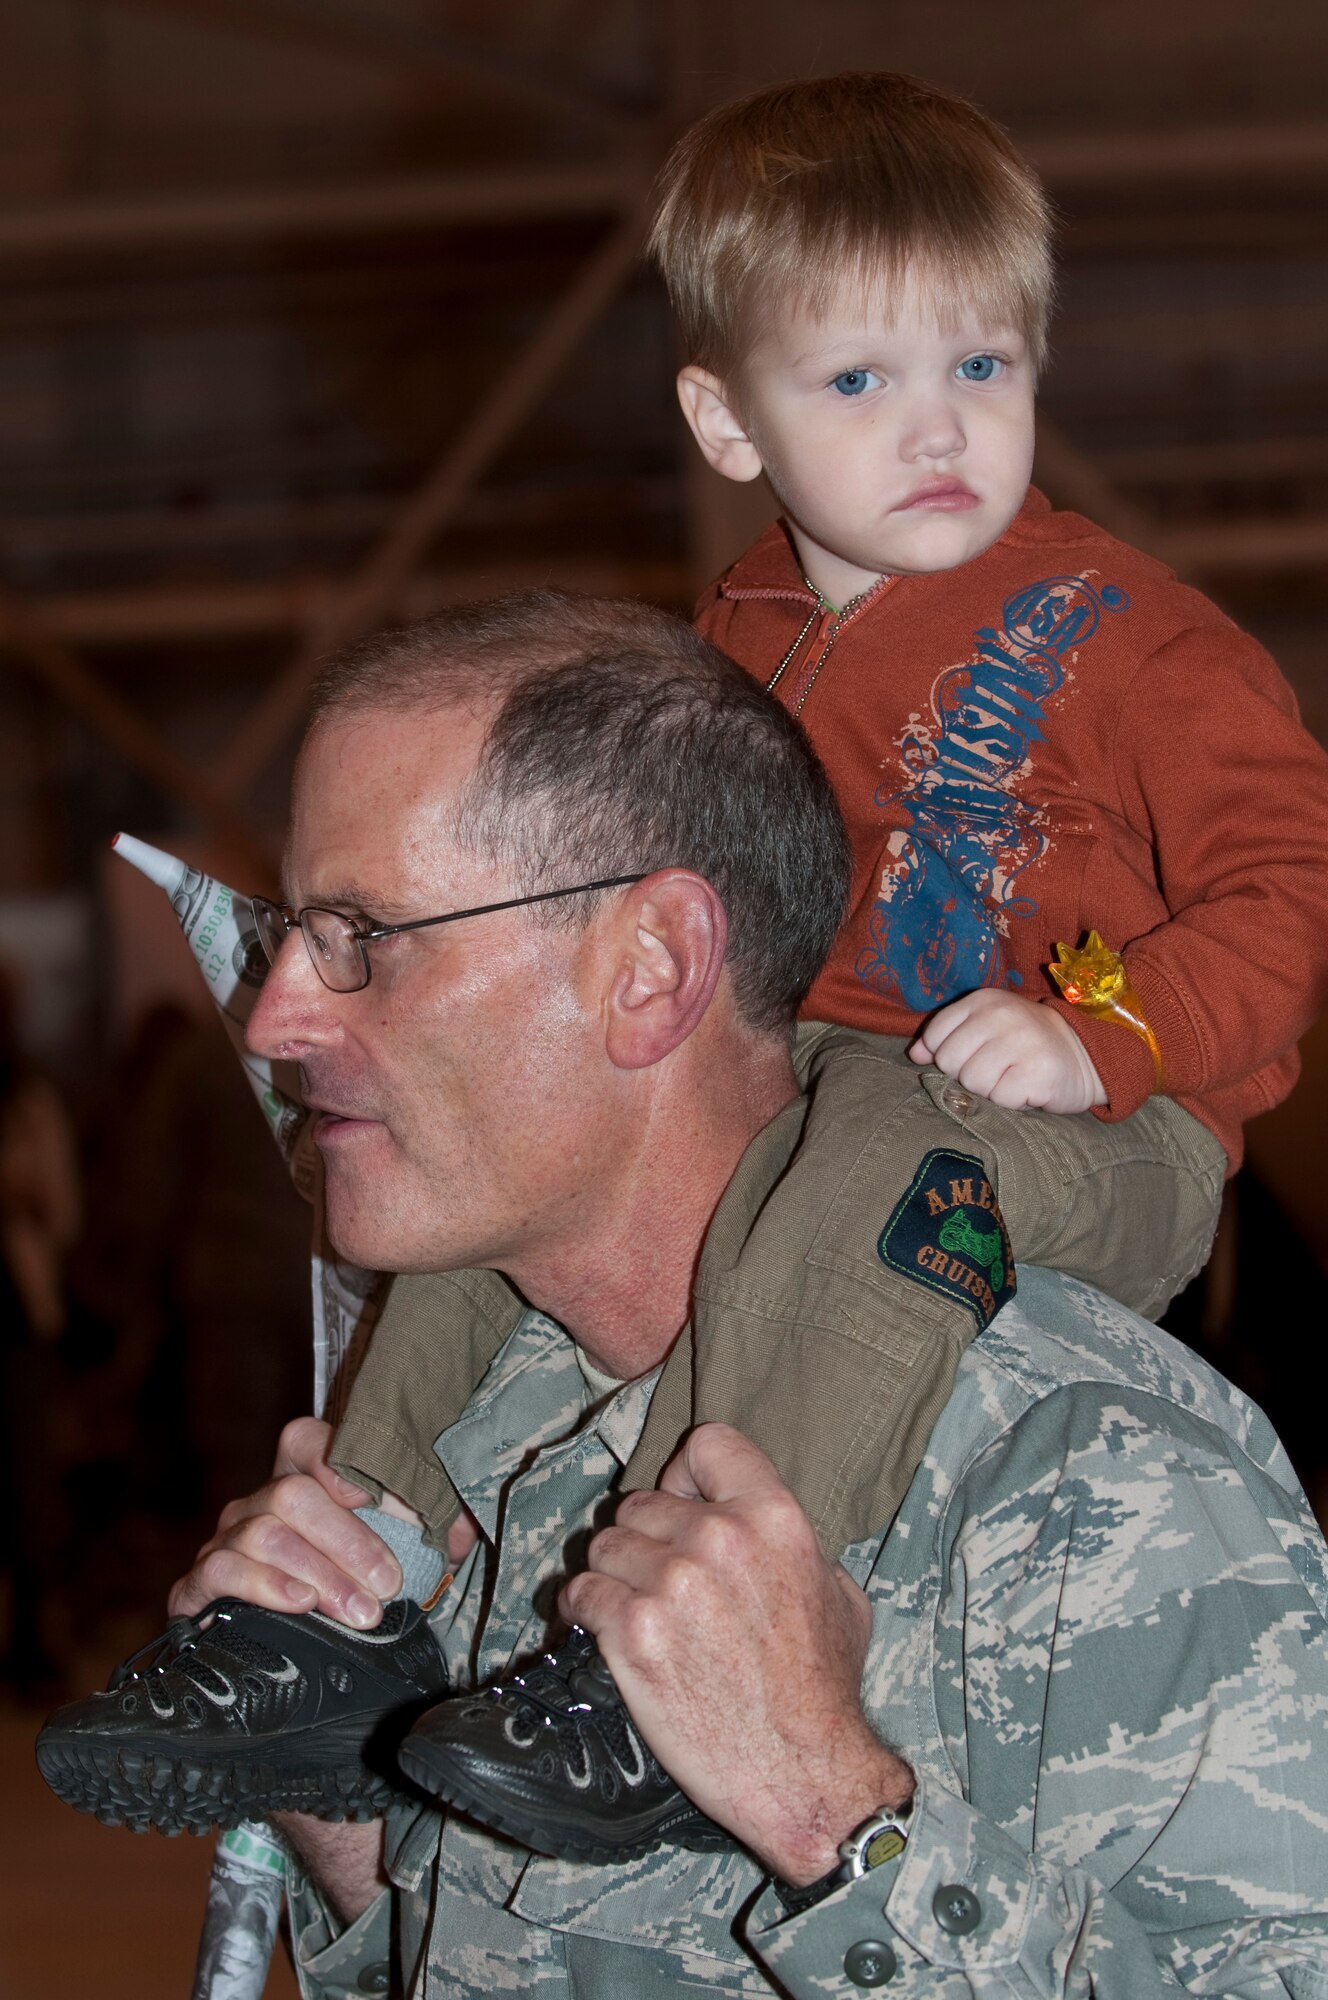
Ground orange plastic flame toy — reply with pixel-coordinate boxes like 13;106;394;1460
1048;931;1164;1090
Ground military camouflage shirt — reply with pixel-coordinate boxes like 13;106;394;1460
287;1265;1328;1998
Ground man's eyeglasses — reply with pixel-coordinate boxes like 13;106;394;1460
251;875;647;994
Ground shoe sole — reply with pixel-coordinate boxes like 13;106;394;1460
396;1736;734;1866
35;1736;406;1836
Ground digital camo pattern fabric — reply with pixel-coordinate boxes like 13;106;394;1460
761;1264;1328;1997
287;1272;1328;1999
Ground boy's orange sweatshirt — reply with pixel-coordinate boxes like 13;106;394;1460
694;491;1328;1169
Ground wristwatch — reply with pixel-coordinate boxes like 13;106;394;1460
775;1801;912;1918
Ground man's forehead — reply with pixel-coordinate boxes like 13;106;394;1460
284;703;487;904
300;700;487;776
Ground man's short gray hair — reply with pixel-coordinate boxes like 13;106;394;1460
310;590;850;1032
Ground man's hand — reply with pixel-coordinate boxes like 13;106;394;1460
168;1416;402;1627
168;1419;420;1929
909;989;1107;1113
560;1424;912;1887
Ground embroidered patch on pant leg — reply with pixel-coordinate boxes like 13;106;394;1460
877;1148;1016;1330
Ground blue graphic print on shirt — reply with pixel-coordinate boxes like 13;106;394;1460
854;573;1129;1010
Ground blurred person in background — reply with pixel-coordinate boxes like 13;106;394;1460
0;960;81;1696
66;1000;311;1638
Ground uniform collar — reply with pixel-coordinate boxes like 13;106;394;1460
434;1309;661;1541
432;1096;811;1536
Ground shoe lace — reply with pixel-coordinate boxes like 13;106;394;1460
108;1610;209;1690
106;1598;272;1696
486;1627;632;1732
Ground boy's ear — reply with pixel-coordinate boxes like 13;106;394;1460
676;367;765;483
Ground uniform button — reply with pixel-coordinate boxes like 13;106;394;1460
356;1966;391;1994
945;1088;973;1116
933;1883;982;1934
843;1939;898;1986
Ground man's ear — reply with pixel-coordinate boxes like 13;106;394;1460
602;871;729;1071
676;367;765;484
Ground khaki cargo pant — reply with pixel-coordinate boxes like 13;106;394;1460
333;1029;1226;1560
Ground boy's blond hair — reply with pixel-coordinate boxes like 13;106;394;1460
650;71;1053;383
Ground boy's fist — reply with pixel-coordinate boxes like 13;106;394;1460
909;989;1107;1114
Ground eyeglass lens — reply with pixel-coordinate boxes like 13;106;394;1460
299;909;366;992
251;898;291;969
251;899;367;993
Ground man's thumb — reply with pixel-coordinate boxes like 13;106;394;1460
658;1420;781;1503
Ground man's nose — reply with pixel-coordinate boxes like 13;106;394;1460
245;927;340;1060
897;385;965;463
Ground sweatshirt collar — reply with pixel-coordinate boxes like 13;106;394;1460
717;486;1051;604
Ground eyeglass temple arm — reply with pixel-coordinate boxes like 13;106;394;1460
356;873;647;941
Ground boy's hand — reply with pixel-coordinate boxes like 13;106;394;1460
909;989;1107;1113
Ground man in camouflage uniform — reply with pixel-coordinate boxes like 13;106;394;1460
272;1262;1328;2000
174;595;1328;1998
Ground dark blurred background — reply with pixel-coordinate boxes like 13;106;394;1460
1;4;1326;1988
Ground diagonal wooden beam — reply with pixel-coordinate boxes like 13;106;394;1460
1032;418;1165;553
1032;419;1280;590
214;199;651;799
0;586;270;875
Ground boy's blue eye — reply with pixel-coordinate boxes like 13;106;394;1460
957;354;1002;383
830;369;881;397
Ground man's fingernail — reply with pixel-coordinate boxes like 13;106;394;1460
368;1562;399;1597
334;1473;367;1500
283;1580;314;1607
347;1592;381;1627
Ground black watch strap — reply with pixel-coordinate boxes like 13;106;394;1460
774;1803;911;1919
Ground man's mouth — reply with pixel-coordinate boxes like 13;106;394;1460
308;1103;381;1143
896;477;978;511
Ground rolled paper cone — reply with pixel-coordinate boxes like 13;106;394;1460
111;834;309;1170
113;834;389;2000
190;1823;285;2000
112;833;385;1408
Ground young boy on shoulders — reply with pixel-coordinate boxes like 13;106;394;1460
394;71;1328;1850
353;72;1328;1856
658;68;1328;1174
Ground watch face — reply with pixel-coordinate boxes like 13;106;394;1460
863;1826;907;1870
